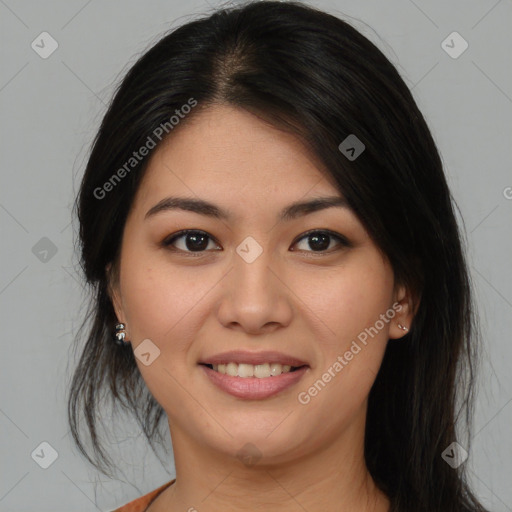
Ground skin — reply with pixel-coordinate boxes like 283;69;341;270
109;104;414;512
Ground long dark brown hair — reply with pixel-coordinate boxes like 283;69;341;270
67;2;488;510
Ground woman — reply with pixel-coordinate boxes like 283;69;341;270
67;1;490;511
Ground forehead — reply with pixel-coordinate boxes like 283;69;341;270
134;105;341;208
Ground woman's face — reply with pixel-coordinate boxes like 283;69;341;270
110;104;411;465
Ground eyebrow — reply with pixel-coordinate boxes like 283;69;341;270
144;195;349;222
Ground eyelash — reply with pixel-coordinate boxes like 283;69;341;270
161;229;351;257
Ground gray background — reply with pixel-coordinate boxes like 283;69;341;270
1;0;511;511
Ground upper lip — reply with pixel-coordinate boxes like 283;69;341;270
199;350;309;367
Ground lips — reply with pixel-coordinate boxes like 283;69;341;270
200;364;309;399
198;350;309;368
198;350;310;399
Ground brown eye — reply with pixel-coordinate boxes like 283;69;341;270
291;230;350;253
163;230;220;253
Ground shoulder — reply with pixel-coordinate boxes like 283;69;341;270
111;479;176;512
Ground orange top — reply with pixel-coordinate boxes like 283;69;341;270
111;479;176;512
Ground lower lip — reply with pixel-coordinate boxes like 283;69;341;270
200;365;309;400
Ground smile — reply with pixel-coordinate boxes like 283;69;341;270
207;362;300;378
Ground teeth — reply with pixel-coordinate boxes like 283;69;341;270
254;363;270;378
226;362;238;377
211;362;296;378
237;363;254;378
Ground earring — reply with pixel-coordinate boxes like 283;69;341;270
398;323;409;332
114;323;130;346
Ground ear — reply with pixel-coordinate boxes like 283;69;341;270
388;283;417;340
106;262;125;322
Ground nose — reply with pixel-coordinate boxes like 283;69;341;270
215;244;293;335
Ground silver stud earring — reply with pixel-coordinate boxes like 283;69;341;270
114;323;130;346
398;323;409;332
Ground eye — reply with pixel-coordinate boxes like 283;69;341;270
162;230;220;254
290;229;350;254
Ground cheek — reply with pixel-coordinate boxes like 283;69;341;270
119;249;206;345
119;258;209;398
294;253;394;347
294;254;394;423
343;267;395;340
